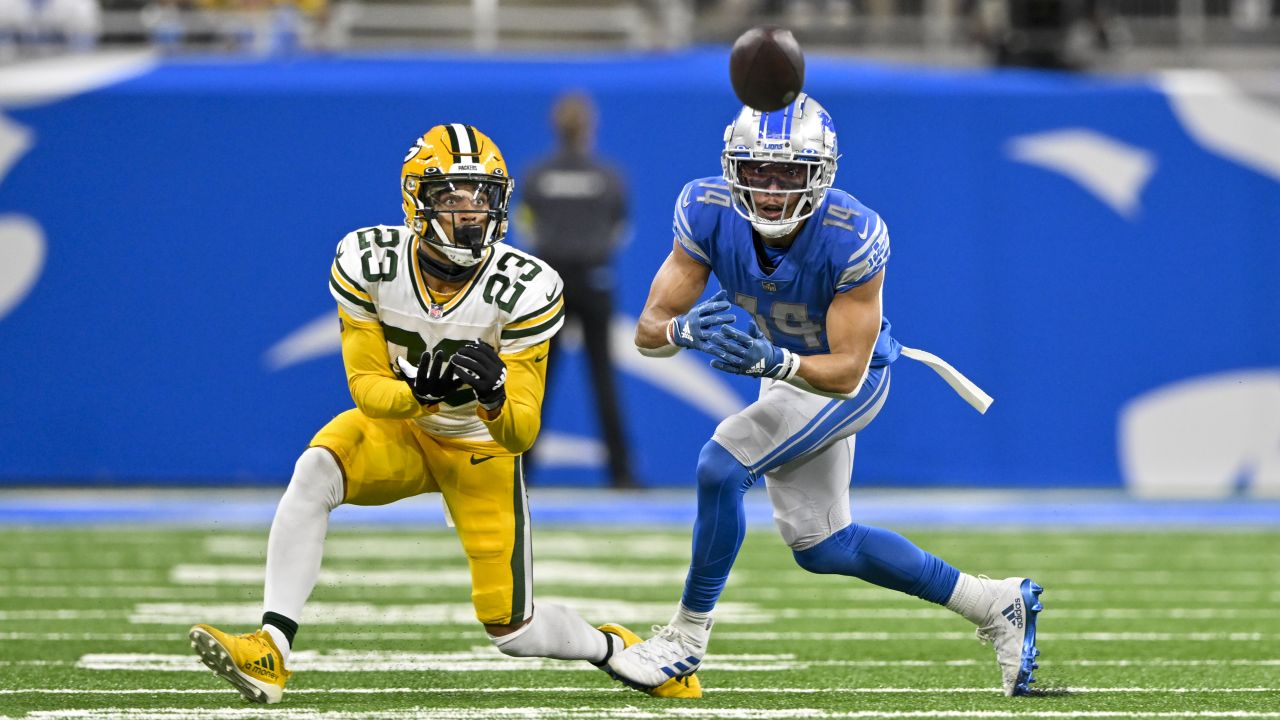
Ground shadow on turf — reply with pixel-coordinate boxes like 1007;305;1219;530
1026;688;1072;697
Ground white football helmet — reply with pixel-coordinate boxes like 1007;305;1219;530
721;93;838;238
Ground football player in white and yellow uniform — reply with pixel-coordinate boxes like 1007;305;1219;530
187;124;700;703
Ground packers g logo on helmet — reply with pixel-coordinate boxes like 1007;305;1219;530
401;124;513;267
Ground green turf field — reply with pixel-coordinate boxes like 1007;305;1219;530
1;525;1278;719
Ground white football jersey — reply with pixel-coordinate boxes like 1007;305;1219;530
329;224;564;441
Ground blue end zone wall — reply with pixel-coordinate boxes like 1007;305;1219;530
0;51;1277;488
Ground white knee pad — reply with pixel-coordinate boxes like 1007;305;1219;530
288;447;344;511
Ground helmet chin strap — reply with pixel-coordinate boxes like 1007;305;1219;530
752;220;799;239
417;241;481;282
752;194;809;239
417;218;490;281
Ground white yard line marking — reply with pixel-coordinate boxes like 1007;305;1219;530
716;631;1278;642
195;537;1280;568
774;608;1280;620
169;562;687;587
203;534;694;559
18;710;1280;720
0;609;119;620
125;599;772;626
7;686;1280;691
5;630;1277;642
2;585;1268;605
0;585;231;599
5;687;1280;695
23;657;1280;670
67;652;1280;673
4;605;1277;624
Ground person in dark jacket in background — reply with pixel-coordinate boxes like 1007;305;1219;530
520;91;637;489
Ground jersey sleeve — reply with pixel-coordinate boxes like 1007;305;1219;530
835;211;891;293
672;179;726;267
476;340;549;455
499;254;565;353
338;306;426;420
329;231;378;323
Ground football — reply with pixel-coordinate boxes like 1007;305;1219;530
728;26;806;112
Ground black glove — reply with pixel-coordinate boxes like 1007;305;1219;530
404;349;463;406
451;341;507;411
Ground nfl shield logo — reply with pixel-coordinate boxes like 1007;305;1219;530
429;304;444;319
762;281;777;293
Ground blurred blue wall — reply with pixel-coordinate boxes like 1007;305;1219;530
0;51;1277;489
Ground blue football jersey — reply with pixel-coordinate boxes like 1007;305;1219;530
672;176;901;366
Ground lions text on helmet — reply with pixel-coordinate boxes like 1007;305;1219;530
720;92;838;240
402;124;514;274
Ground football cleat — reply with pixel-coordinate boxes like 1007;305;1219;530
975;577;1044;696
602;623;704;696
188;624;291;704
597;623;702;699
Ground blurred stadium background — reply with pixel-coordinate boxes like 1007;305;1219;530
1;0;1277;492
0;1;1278;717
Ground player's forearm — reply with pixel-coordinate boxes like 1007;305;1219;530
789;351;870;398
478;392;542;454
635;306;677;350
475;344;547;454
338;307;428;419
348;373;427;419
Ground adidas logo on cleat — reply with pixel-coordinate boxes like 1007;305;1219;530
243;653;277;676
1001;599;1024;629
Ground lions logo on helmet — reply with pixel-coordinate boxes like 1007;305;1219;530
401;124;513;268
720;93;838;239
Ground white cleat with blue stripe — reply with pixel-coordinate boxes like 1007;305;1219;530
975;577;1045;696
605;624;704;690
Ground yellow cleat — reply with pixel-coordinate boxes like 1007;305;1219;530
598;623;702;699
188;624;291;704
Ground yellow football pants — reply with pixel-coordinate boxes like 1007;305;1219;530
310;409;532;626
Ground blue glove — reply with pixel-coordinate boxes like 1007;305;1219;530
668;289;736;354
708;320;799;380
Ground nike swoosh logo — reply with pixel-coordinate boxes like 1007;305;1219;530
469;454;495;465
858;217;876;240
534;354;547;363
335;247;344;258
545;287;558;301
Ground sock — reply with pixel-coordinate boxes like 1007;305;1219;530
680;441;756;613
261;621;292;663
670;605;713;652
489;603;610;662
595;630;623;667
792;523;961;605
263;447;344;631
945;572;992;624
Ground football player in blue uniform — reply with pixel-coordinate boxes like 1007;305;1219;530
604;95;1044;696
